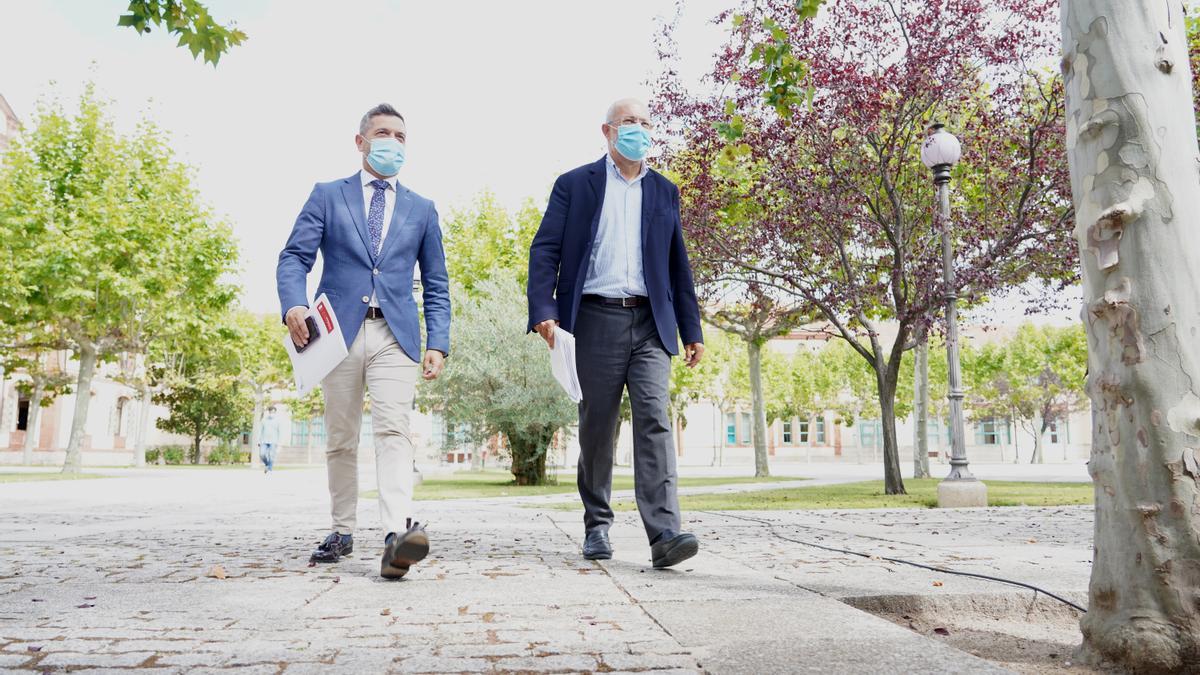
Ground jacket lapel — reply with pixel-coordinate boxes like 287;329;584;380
376;186;415;265
340;175;374;262
586;156;607;250
641;170;655;253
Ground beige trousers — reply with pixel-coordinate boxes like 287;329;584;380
322;318;418;536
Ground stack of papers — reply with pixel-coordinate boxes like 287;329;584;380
283;293;349;395
549;327;583;403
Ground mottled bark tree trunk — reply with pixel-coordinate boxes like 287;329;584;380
747;340;771;478
1062;1;1200;669
876;363;905;495
913;339;932;478
21;378;44;466
61;342;97;475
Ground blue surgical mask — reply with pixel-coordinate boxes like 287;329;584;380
366;137;406;176
612;124;652;161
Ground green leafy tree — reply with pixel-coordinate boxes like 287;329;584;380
965;324;1087;464
118;0;246;65
152;320;253;463
668;326;727;459
442;191;541;296
0;85;239;473
233;312;291;453
417;274;577;485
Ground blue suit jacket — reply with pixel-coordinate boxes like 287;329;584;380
526;157;703;355
277;173;450;363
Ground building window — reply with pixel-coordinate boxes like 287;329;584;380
974;417;1011;445
725;413;736;445
291;420;309;447
310;417;326;445
782;421;792;444
816;417;826;444
741;412;751;444
1049;419;1068;444
16;395;30;431
859;420;880;448
798;419;810;444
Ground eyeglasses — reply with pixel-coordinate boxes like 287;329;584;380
607;116;654;131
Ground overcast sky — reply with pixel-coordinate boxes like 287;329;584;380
0;0;1076;324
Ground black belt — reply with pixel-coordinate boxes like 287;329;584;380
366;307;385;319
583;294;647;307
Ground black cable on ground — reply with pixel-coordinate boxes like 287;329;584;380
697;509;1088;614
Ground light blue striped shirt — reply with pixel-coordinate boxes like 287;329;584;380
582;154;649;298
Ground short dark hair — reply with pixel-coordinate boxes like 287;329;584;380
360;103;405;135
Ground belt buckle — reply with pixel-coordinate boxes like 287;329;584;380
622;297;636;308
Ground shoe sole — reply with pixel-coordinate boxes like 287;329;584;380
652;537;699;569
583;550;613;561
381;532;429;579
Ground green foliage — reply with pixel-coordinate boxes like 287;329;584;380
442;191;541;296
146;445;187;465
204;443;246;465
0;83;240;472
963;323;1087;437
416;272;577;485
118;0;246;65
287;386;325;422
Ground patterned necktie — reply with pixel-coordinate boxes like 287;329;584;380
367;178;390;257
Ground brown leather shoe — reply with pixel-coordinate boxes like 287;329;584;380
381;519;429;579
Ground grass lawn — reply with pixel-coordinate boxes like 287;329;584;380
0;472;107;483
538;479;1093;511
360;470;802;501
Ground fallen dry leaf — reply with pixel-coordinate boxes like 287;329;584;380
933;627;951;636
205;564;227;580
1027;538;1038;544
932;580;944;587
380;608;391;616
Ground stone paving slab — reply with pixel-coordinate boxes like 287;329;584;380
0;468;1094;673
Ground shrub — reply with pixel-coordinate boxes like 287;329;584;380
205;444;247;465
161;445;186;465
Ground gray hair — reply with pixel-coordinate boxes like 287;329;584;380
605;97;647;123
359;103;405;135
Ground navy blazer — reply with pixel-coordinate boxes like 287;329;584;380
276;174;450;363
526;157;703;355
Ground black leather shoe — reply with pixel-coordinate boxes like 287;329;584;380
582;529;613;560
650;531;699;569
309;532;353;563
381;518;429;579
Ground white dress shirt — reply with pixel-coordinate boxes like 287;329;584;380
361;170;399;308
582;154;649;298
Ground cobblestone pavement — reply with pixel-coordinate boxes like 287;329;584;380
0;468;1091;673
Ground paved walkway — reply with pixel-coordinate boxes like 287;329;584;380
0;467;1092;673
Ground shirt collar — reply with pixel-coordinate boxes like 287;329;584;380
360;170;398;191
605;152;648;184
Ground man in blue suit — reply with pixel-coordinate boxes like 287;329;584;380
527;97;705;568
277;103;449;579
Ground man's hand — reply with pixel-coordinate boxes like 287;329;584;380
534;319;559;349
285;306;309;348
422;350;445;380
684;342;705;368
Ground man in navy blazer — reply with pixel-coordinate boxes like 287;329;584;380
527;98;705;568
277;103;449;579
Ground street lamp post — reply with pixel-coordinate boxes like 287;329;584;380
921;124;987;508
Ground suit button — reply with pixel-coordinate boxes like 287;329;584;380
373;268;380;275
361;296;369;303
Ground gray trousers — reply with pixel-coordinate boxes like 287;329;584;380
574;299;681;543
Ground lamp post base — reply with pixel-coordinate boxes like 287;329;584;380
937;479;988;508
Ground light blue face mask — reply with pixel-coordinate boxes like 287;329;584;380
366;137;406;176
612;124;652;161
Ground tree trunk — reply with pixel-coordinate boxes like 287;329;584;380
747;340;770;478
507;425;553;486
913;339;932;478
133;381;151;467
249;396;263;469
61;342;98;474
876;365;906;495
1063;1;1200;669
192;432;202;465
1031;416;1046;464
22;378;44;466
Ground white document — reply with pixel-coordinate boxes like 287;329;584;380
548;327;583;403
283;293;349;395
